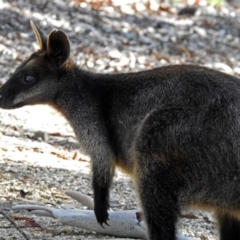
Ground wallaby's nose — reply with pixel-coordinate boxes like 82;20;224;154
0;94;3;102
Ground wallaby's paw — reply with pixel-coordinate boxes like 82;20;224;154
93;181;110;227
94;199;109;227
94;203;110;227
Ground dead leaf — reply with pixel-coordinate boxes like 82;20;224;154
17;146;23;151
10;215;33;221
152;53;170;62
23;219;42;228
52;194;71;200
33;147;42;153
159;4;174;14
0;195;11;200
23;175;32;180
49;132;62;137
180;46;194;59
72;151;78;160
180;213;198;219
50;151;69;160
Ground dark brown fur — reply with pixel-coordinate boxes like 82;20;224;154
1;22;240;239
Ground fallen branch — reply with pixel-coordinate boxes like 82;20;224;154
0;210;30;240
12;191;192;240
12;205;145;238
66;190;94;209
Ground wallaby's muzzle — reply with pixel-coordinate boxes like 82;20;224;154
0;84;15;109
0;69;42;109
0;84;24;109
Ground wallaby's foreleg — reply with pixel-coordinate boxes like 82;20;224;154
61;97;117;227
89;146;115;226
70;114;116;226
217;212;240;240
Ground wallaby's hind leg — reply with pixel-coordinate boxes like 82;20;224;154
133;108;190;240
217;213;240;240
135;160;180;240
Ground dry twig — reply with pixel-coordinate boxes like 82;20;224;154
0;210;30;240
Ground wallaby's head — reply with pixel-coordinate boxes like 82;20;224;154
0;21;72;109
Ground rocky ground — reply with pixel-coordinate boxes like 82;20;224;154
1;0;240;239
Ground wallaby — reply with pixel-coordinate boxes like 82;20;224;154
1;21;240;240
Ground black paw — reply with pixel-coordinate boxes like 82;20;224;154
93;180;110;227
94;204;110;227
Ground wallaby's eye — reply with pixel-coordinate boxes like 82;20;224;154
24;76;35;83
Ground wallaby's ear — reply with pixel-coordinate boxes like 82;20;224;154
30;21;47;50
47;30;70;69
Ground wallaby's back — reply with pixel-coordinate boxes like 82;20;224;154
86;65;240;173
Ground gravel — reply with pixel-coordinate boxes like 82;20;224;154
1;0;240;239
